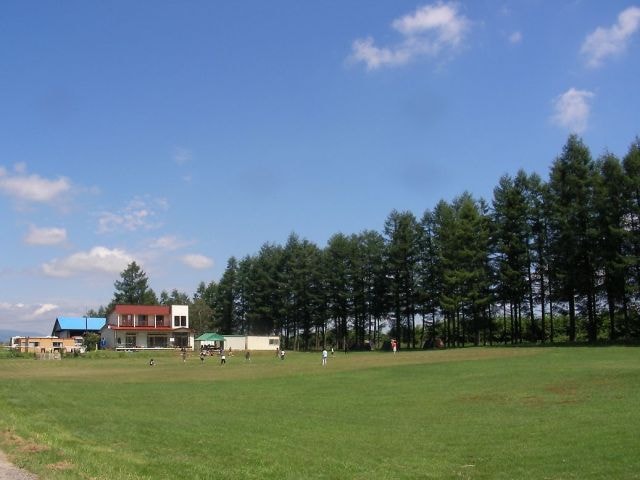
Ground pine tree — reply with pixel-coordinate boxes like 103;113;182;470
622;138;640;336
216;257;240;334
112;261;157;307
325;233;354;350
592;153;626;339
417;210;442;347
548;135;598;342
384;210;420;348
492;174;530;343
525;173;551;342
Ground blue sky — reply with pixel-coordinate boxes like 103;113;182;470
1;1;639;335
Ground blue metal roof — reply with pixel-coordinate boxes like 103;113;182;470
55;317;106;330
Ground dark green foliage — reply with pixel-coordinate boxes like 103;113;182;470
159;289;191;305
85;306;108;318
215;257;240;334
110;261;157;308
96;134;640;349
384;210;420;348
83;332;101;351
548;135;599;342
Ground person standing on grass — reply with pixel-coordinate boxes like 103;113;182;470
200;351;205;364
220;350;226;365
245;350;251;362
280;349;285;360
392;339;397;355
322;348;328;366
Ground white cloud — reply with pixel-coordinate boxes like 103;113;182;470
0;302;25;310
30;303;59;319
509;31;522;44
0;301;93;335
181;254;214;270
42;246;134;278
173;147;192;165
351;37;412;69
149;235;192;251
392;2;468;42
551;88;595;134
24;225;67;246
97;196;167;233
0;302;58;333
0;164;71;204
581;6;640;68
350;2;470;70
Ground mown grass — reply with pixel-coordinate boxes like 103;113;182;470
0;346;638;479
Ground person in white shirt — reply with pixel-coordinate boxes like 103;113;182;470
322;348;328;366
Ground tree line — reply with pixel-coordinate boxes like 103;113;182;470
94;135;640;351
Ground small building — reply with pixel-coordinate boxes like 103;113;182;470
51;317;106;338
12;336;82;354
100;304;194;350
221;335;280;351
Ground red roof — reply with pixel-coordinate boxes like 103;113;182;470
113;305;171;315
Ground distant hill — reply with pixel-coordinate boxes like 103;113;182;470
0;329;47;344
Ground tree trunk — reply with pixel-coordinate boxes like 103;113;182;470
539;271;546;343
568;294;576;342
527;262;536;342
549;296;555;343
607;289;616;341
503;302;507;345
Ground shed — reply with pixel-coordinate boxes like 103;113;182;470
223;335;280;351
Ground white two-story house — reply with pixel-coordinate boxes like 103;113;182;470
100;304;194;350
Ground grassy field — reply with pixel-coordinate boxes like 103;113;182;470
0;346;639;479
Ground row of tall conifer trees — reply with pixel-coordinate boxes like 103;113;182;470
104;135;640;350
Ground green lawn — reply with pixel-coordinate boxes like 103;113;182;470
0;347;639;479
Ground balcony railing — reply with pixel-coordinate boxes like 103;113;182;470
117;321;170;328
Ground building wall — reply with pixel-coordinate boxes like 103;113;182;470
222;335;280;351
170;305;189;328
13;336;79;353
223;335;246;351
246;336;280;351
100;327;193;349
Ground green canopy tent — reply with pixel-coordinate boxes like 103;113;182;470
195;333;225;352
196;333;225;342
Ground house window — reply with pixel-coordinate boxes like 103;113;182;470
174;333;188;348
269;339;279;345
156;315;165;326
174;316;187;327
148;335;168;348
138;315;148;326
125;334;136;348
122;315;134;327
